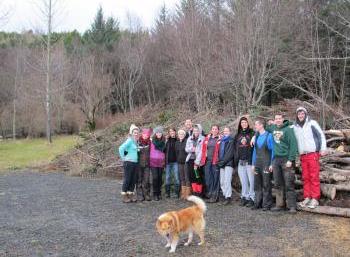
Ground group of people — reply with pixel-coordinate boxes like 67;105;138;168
118;106;327;213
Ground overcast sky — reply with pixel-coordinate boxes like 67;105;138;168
1;0;180;33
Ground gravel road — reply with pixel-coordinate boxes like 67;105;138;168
0;171;349;257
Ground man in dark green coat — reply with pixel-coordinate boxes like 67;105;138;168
267;113;298;213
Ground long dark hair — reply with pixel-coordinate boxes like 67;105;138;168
237;116;250;133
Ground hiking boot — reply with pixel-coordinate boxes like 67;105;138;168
129;193;137;202
145;194;151;201
245;200;254;208
239;198;248;206
288;207;297;214
271;206;285;212
307;199;319;209
122;193;131;203
298;198;311;208
223;198;231;206
251;205;261;210
262;207;271;211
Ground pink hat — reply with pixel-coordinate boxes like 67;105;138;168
141;128;152;137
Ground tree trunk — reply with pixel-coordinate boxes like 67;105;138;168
46;0;52;143
320;184;336;200
297;205;350;218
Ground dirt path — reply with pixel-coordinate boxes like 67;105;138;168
0;171;349;257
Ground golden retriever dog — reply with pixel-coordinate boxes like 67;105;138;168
156;195;206;253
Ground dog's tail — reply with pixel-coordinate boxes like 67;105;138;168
187;195;207;213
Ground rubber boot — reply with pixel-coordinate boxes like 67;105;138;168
136;184;144;201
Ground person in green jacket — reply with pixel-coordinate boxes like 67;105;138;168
119;124;140;203
267;113;298;213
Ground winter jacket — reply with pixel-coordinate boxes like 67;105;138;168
266;120;298;161
175;139;187;164
119;137;138;163
185;135;204;166
165;137;177;164
150;141;165;168
233;129;254;167
293;117;326;155
252;131;274;166
201;134;221;165
218;136;234;168
138;141;150;168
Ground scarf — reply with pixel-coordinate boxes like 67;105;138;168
153;137;165;151
139;137;150;146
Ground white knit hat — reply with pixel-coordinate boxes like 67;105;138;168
129;124;139;135
296;106;308;114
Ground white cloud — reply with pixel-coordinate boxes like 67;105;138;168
2;0;180;32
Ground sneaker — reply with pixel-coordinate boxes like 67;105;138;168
239;198;248;206
245;200;254;208
307;199;319;209
298;198;311;208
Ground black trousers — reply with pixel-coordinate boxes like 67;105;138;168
151;167;163;197
254;166;273;208
122;161;138;193
273;157;296;209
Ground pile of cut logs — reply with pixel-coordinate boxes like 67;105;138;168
297;129;350;217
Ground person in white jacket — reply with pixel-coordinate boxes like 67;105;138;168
293;107;327;209
185;124;205;196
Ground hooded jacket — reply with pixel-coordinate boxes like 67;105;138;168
218;136;235;168
185;124;204;165
293;107;327;154
119;137;138;163
266;120;298;161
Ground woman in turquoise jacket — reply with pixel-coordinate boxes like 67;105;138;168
119;124;140;203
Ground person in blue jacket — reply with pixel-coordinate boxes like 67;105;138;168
251;119;274;211
119;124;140;203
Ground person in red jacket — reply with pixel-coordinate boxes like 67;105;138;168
201;125;221;203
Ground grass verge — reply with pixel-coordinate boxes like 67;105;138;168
0;136;80;172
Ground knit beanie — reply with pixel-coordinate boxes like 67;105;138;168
296;106;308;115
141;128;152;137
129;124;139;135
153;126;164;135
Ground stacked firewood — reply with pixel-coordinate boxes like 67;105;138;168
297;129;350;217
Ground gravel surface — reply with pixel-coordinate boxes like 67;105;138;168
0;171;349;257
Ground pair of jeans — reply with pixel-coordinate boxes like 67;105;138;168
273;157;296;209
204;162;220;200
122;161;138;193
220;166;233;198
238;162;255;201
165;162;180;186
